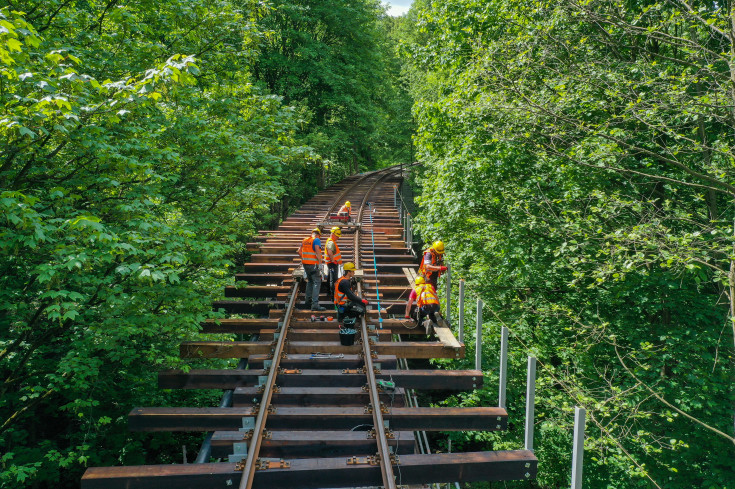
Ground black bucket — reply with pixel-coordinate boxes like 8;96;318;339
339;318;357;346
339;328;356;346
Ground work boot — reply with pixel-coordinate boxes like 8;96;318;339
312;305;327;311
302;301;312;310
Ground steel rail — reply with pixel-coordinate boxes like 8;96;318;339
237;281;299;489
238;170;392;489
353;170;401;489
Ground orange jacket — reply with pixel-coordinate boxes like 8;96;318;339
415;284;439;308
324;238;342;264
419;247;444;278
300;236;320;265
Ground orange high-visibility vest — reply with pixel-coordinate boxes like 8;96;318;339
324;238;342;264
337;204;350;215
415;284;439;308
300;236;320;265
419;248;443;278
334;276;349;305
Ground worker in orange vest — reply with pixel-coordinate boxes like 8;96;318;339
419;240;447;290
336;201;351;221
324;226;343;297
297;227;325;310
334;262;368;321
404;276;441;327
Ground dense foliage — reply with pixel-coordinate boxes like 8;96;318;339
251;0;413;178
402;0;735;488
0;1;408;487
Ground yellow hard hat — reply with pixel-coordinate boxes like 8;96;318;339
345;201;351;207
343;262;356;271
331;227;342;237
312;228;322;235
415;276;425;285
433;240;445;254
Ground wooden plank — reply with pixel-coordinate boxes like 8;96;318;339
234;273;290;284
200;318;279;334
82;450;537;488
179;341;465;359
247;354;398;370
128;406;507;432
158;369;482;390
212;300;283;314
224;286;290;298
232;386;406;407
210;430;415;458
259;328;392;342
434;318;461;349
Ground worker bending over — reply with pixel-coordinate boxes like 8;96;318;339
404;276;441;329
419;240;448;290
324;226;342;296
334;262;369;321
298;227;326;311
336;201;351;222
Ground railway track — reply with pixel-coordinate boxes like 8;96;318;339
81;167;538;488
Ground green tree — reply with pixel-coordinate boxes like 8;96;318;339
402;0;735;487
251;0;410;179
0;2;312;486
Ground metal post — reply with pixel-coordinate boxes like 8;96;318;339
525;356;537;451
445;264;451;324
407;216;413;248
458;280;465;343
475;299;483;371
499;326;509;409
402;209;406;241
571;407;586;489
393;185;397;208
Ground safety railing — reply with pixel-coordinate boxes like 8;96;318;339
453;275;588;487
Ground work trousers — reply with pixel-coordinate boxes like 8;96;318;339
337;301;365;322
327;263;340;297
426;273;440;292
418;303;440;324
303;264;322;307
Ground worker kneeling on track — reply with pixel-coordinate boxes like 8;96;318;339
334;262;369;323
404;276;441;333
336;200;351;222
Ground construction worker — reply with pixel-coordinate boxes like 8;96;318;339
419;240;447;290
297;227;326;311
334;262;368;321
324;226;343;297
336;201;351;222
404;276;441;327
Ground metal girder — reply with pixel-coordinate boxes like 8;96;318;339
81;450;538;489
158;368;482;390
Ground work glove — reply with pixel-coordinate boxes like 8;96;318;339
439;266;448;272
404;314;411;319
362;299;369;305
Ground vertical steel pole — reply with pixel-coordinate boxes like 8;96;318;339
475;299;483;371
402;209;406;241
525;356;537;451
458;279;465;343
445;264;451;324
407;216;412;248
571;407;586;489
499;326;509;408
406;216;410;247
393;185;397;208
